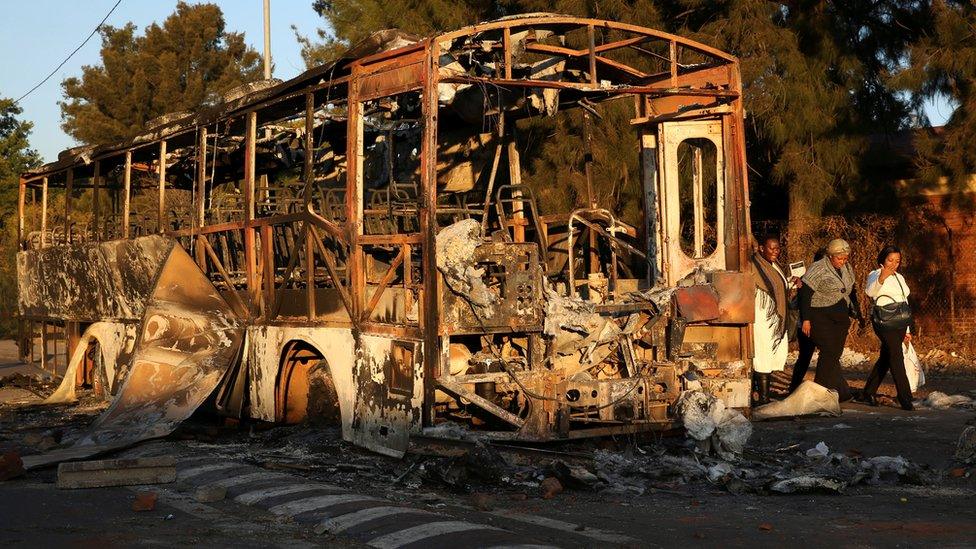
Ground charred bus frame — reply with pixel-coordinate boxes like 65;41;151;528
18;16;755;457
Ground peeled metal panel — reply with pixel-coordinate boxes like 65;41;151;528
23;244;243;470
17;235;173;321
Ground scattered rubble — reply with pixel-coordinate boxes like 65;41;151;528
923;392;976;410
957;426;976;464
540;477;564;499
435;219;497;314
753;381;841;420
131;491;158;512
770;476;845;494
676;390;752;460
56;456;177;489
194;484;227;503
0;451;25;481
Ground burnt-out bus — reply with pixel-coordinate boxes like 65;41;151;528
17;15;754;461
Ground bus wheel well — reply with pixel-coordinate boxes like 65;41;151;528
275;340;340;425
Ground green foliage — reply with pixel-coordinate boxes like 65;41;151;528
60;2;262;145
0;98;41;336
896;0;976;189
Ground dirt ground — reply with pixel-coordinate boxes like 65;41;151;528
1;341;975;547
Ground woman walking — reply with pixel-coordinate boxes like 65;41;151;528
859;245;915;410
799;239;864;402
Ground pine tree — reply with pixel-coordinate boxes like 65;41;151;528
896;0;976;191
60;2;263;145
0;98;41;335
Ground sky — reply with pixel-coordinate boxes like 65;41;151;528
0;0;325;163
0;1;960;164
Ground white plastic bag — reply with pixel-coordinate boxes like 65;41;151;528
904;342;924;392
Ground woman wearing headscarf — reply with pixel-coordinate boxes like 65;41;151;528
750;234;790;405
859;245;915;410
798;239;865;402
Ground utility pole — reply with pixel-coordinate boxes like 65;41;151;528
263;0;272;80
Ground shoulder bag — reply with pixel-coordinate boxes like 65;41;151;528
871;274;912;331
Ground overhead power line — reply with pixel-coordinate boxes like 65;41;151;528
12;0;124;106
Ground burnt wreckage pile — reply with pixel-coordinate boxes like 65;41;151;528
15;15;758;466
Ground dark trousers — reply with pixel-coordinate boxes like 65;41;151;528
863;326;913;408
809;309;852;402
789;329;817;393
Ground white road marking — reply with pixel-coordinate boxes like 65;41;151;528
129;486;317;548
269;494;381;516
235;483;333;505
177;462;241;481
205;471;292;489
487;509;638;544
367;520;503;549
315;505;437;535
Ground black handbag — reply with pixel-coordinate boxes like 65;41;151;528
871;275;912;331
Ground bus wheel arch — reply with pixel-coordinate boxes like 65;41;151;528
275;340;340;425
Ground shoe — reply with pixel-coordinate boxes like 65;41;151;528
757;373;771;405
855;392;879;406
900;402;915;411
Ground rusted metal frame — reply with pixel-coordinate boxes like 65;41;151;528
358;40;427;67
308;223;353;318
168;212;311;238
505;141;525;243
244;112;259;311
92;161;101;241
222;76;351;122
304;204;347;243
437;379;525;428
260;224;275;319
346;64;365;324
271;223;309;320
198;234;249;319
480;113;505;235
434;18;736;63
669;41;678;88
503;27;512;79
122;151;132;239
571;214;647;258
587;25;598;85
358;233;422;245
40;177;48;248
420;41;441;427
524;43;647;79
402;242;413;323
65;168;73;244
194;126;209;269
302;92;315;206
582;110;598;273
158;140;167;233
361;245;405;322
358;321;423;339
438;76;738;98
17;177;26;249
305;222;316;320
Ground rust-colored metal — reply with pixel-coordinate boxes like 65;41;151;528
18;15;757;461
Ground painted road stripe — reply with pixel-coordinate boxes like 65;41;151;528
235;483;332;505
178;462;241;481
205;471;292;489
315;506;437;535
269;494;381;516
488;509;638;544
367;520;503;549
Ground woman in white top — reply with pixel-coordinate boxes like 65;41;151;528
860;245;914;410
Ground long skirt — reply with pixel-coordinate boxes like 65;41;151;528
752;289;788;374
